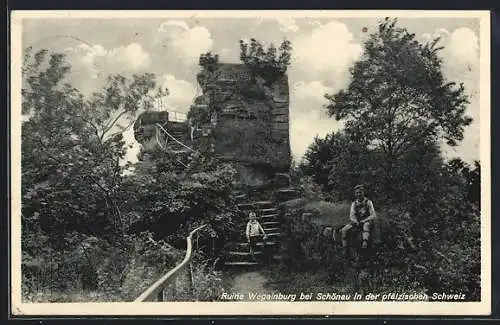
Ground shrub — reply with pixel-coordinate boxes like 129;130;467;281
239;38;292;86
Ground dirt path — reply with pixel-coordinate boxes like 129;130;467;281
229;271;273;295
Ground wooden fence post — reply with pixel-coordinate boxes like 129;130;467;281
157;289;163;302
187;263;193;297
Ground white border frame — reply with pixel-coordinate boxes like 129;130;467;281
10;10;491;316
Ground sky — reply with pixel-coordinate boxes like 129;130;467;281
21;14;482;165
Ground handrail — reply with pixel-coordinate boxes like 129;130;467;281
169;111;188;122
155;123;198;153
134;224;207;302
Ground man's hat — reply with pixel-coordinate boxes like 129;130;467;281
354;184;365;191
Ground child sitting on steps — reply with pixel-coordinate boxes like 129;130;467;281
245;211;267;260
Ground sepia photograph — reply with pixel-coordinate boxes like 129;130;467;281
10;10;491;316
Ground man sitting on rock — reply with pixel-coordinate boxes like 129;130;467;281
340;184;377;249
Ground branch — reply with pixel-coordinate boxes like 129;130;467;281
413;264;428;271
434;249;452;264
101;109;128;141
36;138;65;165
106;116;138;140
74;115;101;139
111;199;125;236
392;122;437;157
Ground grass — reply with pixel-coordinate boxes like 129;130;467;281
280;198;351;228
23;258;169;302
302;200;351;228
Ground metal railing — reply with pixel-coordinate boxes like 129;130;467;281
168;110;188;123
155;123;197;153
134;225;207;302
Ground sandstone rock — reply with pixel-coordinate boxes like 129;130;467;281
193;62;291;179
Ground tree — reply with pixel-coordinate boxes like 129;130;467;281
446;158;481;208
123;143;238;259
239;38;292;86
22;48;164;242
300;131;376;198
324;18;472;195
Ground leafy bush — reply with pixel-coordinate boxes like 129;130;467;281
22;231;185;302
160;257;224;302
21;48;238;302
239;38;292;86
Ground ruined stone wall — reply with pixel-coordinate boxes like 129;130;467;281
195;63;291;175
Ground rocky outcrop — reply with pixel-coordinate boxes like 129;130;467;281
193;63;291;175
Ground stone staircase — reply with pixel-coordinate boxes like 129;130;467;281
224;199;283;267
164;121;192;153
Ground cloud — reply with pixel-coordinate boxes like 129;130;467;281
219;48;240;63
156;20;213;63
441;28;479;73
290;109;341;163
420;27;478;78
158;20;190;32
288;80;340;160
420;28;450;43
158;74;198;113
291;21;362;84
285;21;363;160
67;43;150;77
294;81;331;100
277;17;299;33
439;27;480;164
63;42;151;94
419;27;480;163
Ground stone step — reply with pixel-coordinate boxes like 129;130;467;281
236;241;278;248
262;221;280;227
259;208;277;214
259;214;278;219
254;201;275;208
235;194;247;201
228;251;263;256
236;227;280;234
275;188;299;202
224;261;260;266
237;203;254;210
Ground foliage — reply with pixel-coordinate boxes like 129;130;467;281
23;231;184;302
446;158;481;207
298;128;480;298
239;38;292;86
123;147;238;249
21;48;233;302
300;132;377;198
22;49;163;243
324;17;472;196
197;52;221;91
198;52;219;72
160;257;225;302
290;18;480;300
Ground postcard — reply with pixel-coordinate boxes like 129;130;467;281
10;9;491;316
